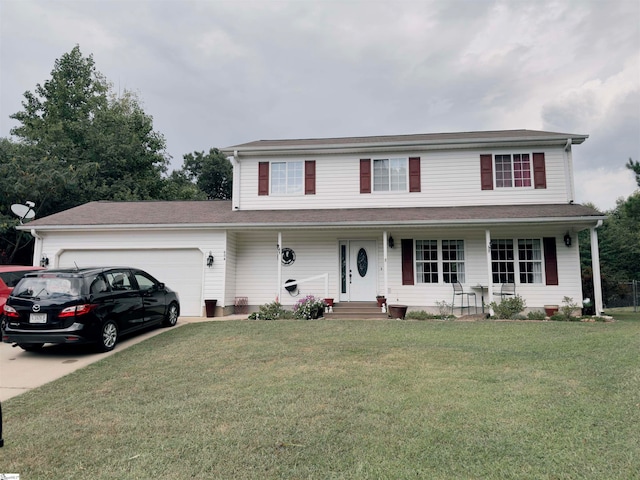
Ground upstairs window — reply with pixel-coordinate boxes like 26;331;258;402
271;161;303;195
373;158;407;192
361;157;420;193
259;161;315;196
495;154;531;188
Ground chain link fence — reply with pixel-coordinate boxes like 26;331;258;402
604;280;639;311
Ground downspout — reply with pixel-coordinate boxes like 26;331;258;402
30;229;43;267
229;150;240;210
590;220;604;315
564;138;576;203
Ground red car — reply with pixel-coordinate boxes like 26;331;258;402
0;266;45;310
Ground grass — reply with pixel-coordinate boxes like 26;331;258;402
2;316;640;479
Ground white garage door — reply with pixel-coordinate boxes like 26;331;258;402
58;249;203;316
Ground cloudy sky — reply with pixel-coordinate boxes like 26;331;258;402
1;0;638;211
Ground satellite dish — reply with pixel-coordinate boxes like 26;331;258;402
11;203;36;223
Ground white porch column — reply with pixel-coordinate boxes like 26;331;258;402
277;231;282;302
590;222;604;315
383;231;389;297
485;229;494;315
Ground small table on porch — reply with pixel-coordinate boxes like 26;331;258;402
471;284;488;313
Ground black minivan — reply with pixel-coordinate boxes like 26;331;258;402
1;267;180;352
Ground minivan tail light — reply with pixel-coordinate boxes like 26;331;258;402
3;304;19;317
59;304;96;318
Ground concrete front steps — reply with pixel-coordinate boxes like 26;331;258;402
323;301;389;320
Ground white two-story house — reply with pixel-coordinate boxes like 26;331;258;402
20;130;606;317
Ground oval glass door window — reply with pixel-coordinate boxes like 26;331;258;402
357;248;368;277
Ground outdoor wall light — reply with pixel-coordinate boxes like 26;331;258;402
388;236;395;249
206;252;214;267
40;255;49;267
564;233;572;247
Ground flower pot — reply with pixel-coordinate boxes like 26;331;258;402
205;299;217;317
388;304;408;319
324;298;334;307
376;297;387;308
544;305;559;317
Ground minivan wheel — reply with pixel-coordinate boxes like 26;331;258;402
99;320;118;352
163;302;179;327
18;343;44;352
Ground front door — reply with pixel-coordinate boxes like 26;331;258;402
340;240;377;301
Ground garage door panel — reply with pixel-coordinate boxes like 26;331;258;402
59;249;203;316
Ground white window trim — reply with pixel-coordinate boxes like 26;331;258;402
415;239;467;284
491;237;546;284
270;161;304;196
494;153;534;190
372;157;409;193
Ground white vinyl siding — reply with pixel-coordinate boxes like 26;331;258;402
237;145;571;210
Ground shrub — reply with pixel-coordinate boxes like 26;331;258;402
405;310;445;320
527;310;547;320
559;296;580;321
490;295;526;319
435;300;453;319
293;295;326;320
248;301;294;321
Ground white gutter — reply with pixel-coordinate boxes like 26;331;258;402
30;228;43;267
564;138;576;203
17;215;606;232
229;150;240;210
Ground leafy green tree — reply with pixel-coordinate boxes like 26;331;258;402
627;158;640;187
9;45;170;206
179;148;233;200
159;170;207;201
580;192;640;306
1;45;199;263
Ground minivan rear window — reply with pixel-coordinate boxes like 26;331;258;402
13;277;83;299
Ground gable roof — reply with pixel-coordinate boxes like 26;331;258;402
223;129;588;156
21;200;605;231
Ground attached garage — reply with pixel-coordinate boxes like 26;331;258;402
58;248;204;316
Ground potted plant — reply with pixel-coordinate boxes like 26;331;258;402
376;295;387;308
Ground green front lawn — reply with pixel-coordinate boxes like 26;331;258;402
3;318;639;479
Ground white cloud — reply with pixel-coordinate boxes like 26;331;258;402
574;166;638;211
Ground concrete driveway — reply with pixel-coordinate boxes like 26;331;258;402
1;318;196;402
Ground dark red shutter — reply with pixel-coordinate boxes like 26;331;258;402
480;154;493;190
305;160;316;195
409;157;421;192
360;159;371;194
533;153;546;189
258;162;269;196
401;239;415;285
543;237;558;285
